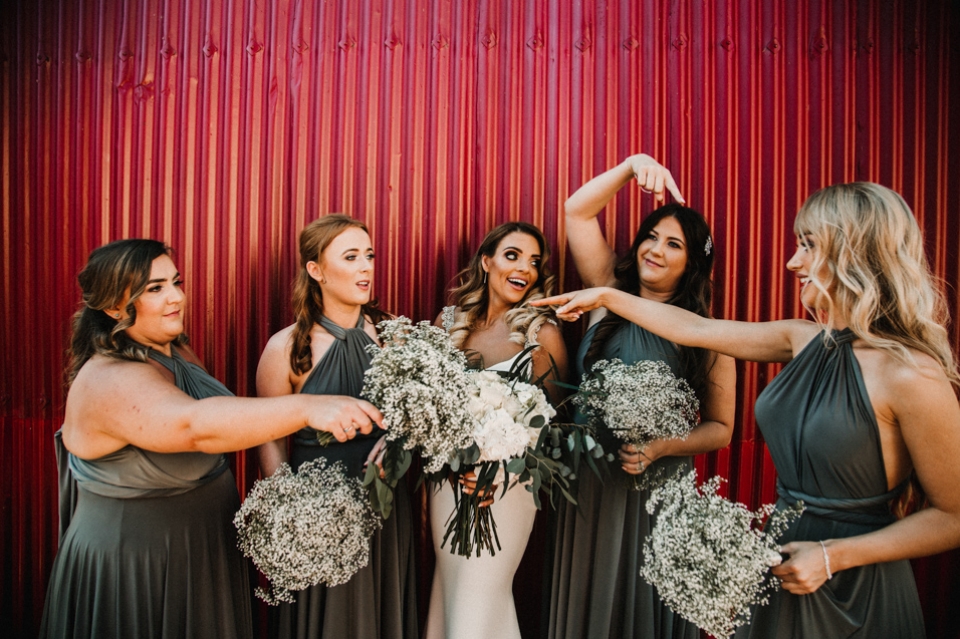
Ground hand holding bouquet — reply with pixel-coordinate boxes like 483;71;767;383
361;318;574;557
640;470;803;638
359;318;477;518
575;358;699;488
436;367;557;557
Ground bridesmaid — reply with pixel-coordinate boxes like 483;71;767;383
257;215;418;639
539;182;960;638
424;221;569;639
545;155;736;639
40;239;380;639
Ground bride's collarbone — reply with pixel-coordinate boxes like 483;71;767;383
463;326;524;369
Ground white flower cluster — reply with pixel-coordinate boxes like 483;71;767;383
233;458;381;605
362;318;476;473
467;370;556;467
576;358;699;448
640;471;801;638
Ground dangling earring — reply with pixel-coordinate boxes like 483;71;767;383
483;271;487;285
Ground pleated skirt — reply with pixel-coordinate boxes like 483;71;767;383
40;469;253;639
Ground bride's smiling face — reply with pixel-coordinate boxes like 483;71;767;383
482;231;542;308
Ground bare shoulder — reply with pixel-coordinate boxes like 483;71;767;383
70;354;170;399
879;347;953;395
784;319;822;355
857;344;957;416
535;320;565;351
63;355;183;455
257;324;299;395
262;324;297;359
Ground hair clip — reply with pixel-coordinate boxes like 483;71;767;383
704;236;713;256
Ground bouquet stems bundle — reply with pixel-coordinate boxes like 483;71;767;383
234;459;381;604
575;358;699;489
640;470;803;638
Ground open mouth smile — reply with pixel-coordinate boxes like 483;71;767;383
506;278;528;290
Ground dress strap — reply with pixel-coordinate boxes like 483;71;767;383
318;314;366;340
441;306;456;332
148;347;232;399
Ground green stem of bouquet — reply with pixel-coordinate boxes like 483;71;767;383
441;482;501;558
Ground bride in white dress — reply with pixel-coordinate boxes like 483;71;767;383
424;222;569;639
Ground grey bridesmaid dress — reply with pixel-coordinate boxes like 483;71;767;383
735;329;924;638
39;347;253;639
547;321;699;639
275;315;418;639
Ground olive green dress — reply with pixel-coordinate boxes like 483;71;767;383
274;315;418;639
547;321;698;639
40;347;253;639
734;330;924;638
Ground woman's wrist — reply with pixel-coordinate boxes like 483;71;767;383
821;538;852;574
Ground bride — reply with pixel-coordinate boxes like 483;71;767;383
424;221;568;639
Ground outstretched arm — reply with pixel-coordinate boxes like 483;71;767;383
534;287;817;364
62;356;381;460
566;154;684;289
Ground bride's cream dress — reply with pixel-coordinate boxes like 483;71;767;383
423;310;539;639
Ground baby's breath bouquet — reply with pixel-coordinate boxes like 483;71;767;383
575;358;699;489
234;458;381;605
358;318;475;519
640;470;804;638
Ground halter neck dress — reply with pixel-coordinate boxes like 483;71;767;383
423;306;542;639
734;329;923;638
274;314;418;639
547;320;699;639
39;347;253;639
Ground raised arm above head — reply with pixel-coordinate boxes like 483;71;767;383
565;154;685;289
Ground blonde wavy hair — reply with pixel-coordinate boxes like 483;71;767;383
796;182;958;385
447;222;557;350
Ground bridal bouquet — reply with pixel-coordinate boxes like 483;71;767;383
575;358;699;488
436;366;558;557
640;471;804;638
361;318;576;557
234;458;381;604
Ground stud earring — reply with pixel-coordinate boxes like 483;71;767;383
114;313;120;319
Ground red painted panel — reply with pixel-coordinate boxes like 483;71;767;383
2;1;959;637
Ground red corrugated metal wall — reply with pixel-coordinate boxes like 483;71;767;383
2;1;958;637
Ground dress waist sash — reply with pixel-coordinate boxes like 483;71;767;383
776;479;906;527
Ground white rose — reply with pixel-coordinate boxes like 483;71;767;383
475;409;528;462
